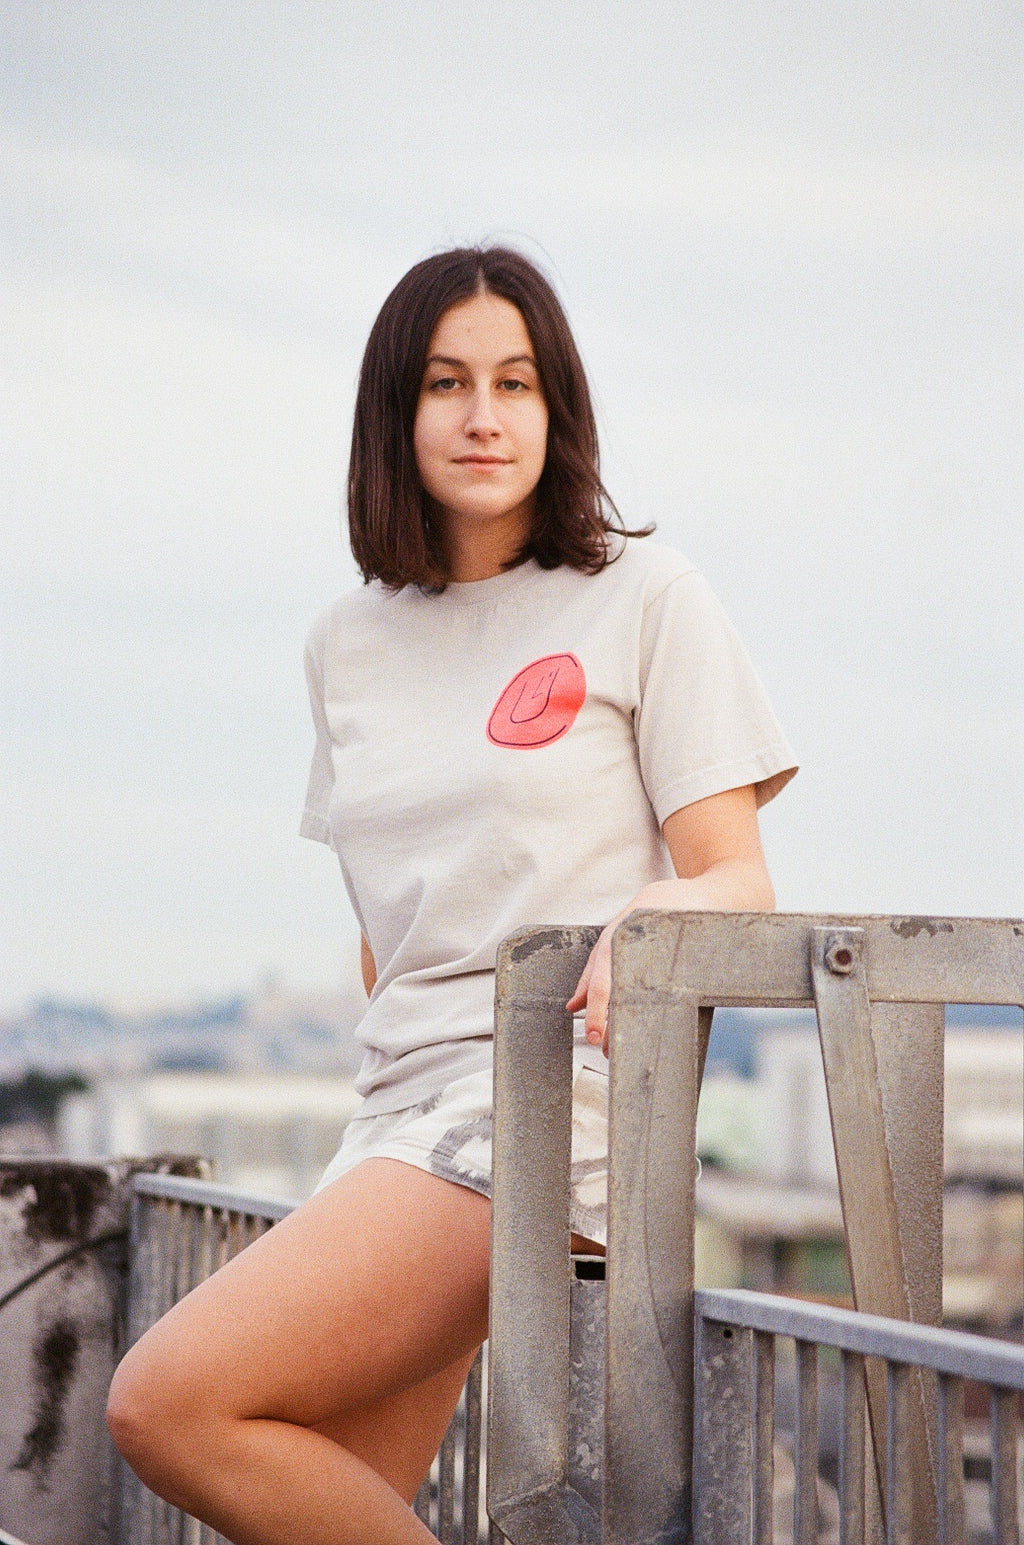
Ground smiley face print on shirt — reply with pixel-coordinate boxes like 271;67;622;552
486;654;586;749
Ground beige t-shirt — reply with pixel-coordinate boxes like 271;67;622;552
302;540;797;1115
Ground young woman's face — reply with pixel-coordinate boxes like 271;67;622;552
414;291;549;579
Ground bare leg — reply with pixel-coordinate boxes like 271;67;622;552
108;1159;491;1544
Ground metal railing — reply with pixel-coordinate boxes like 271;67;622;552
113;1181;1021;1545
694;1287;1024;1545
118;1172;488;1545
489;911;1023;1545
119;1173;295;1545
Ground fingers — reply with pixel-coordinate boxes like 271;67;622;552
584;939;612;1052
565;979;588;1014
567;927;614;1054
566;944;596;1014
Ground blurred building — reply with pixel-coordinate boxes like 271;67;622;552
695;1019;1023;1330
0;981;364;1082
58;1072;361;1200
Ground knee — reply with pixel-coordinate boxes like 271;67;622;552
106;1344;164;1475
106;1338;199;1487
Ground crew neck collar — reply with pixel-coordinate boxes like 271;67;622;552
431;559;541;607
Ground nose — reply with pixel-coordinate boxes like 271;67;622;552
464;386;501;438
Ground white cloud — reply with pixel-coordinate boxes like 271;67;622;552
3;272;357;590
2;1;1020;1010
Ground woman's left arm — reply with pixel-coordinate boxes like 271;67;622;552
566;783;775;1053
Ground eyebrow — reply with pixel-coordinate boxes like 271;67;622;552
424;353;538;370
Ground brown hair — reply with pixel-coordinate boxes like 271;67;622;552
347;245;650;589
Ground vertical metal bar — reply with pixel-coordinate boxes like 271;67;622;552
885;1363;912;1545
864;1379;886;1545
692;1316;754;1544
187;1199;204;1293
214;1206;230;1270
811;931;939;1540
489;928;590;1545
462;1350;483;1545
794;1338;819;1545
414;1474;432;1527
936;1373;964;1545
753;1330;775;1545
160;1199;180;1316
198;1202;214;1285
990;1387;1020;1545
227;1209;245;1261
169;1198;187;1311
606;923;703;1545
437;1413;457;1545
839;1350;866;1545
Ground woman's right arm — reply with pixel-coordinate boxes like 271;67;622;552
360;935;377;996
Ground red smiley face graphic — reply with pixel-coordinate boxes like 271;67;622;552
486;654;586;748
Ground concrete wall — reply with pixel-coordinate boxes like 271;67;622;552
0;1157;205;1545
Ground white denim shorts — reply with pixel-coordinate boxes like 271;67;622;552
315;1045;609;1246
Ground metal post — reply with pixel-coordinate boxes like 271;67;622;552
489;926;600;1544
487;911;1022;1545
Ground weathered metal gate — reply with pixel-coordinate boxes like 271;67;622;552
487;911;1023;1545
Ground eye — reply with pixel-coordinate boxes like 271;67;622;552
499;378;529;392
428;375;460;392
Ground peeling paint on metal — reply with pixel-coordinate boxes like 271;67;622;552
890;917;955;940
507;928;571;963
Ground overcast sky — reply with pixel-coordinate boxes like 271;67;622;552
2;0;1022;1012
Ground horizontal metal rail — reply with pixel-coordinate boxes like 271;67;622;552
695;1288;1024;1545
697;1288;1024;1390
131;1169;298;1219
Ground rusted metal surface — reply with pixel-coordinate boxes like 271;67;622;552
0;1157;206;1545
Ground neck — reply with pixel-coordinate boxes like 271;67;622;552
443;511;533;582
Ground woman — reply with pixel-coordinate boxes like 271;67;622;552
108;245;797;1544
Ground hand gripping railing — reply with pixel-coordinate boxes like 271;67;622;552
487;911;1023;1545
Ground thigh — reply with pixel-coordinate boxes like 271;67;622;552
313;1348;480;1503
123;1159;492;1432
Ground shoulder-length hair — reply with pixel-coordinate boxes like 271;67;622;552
348;244;649;589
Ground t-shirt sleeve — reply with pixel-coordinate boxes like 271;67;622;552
299;620;334;845
635;569;798;825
